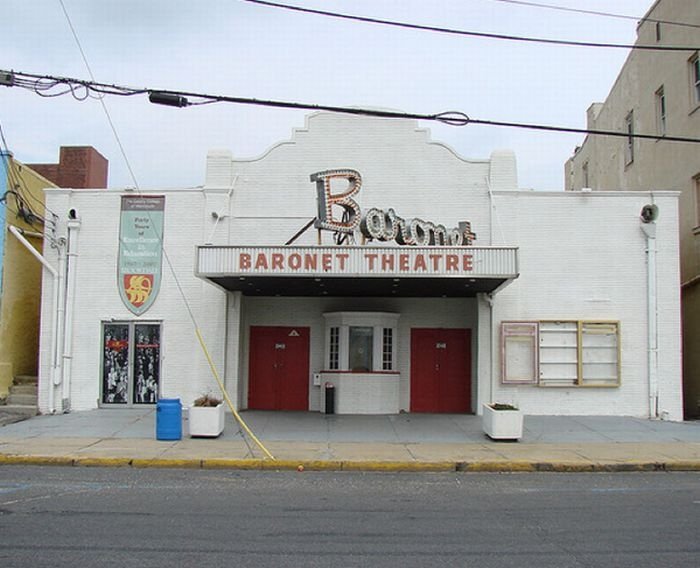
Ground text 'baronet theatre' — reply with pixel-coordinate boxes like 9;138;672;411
238;250;475;274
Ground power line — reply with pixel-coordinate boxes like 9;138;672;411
490;0;700;30
3;68;700;144
51;2;275;459
58;0;141;190
56;0;201;369
0;120;55;228
240;0;700;51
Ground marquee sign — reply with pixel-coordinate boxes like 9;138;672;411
238;248;475;274
311;169;476;246
197;245;519;279
118;196;165;315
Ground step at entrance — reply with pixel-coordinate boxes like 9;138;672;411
4;375;38;410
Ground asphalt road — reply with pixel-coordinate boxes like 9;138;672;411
0;467;698;567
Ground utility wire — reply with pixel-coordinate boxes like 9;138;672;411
240;0;699;51
0;121;54;227
490;0;700;30
54;1;274;459
58;0;141;190
4;68;700;144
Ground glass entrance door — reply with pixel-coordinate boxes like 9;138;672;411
102;322;161;405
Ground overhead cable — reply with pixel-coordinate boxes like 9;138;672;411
240;0;700;51
3;68;700;144
0;121;54;227
59;0;143;190
53;1;276;459
490;0;700;30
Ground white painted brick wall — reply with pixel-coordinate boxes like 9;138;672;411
39;189;228;412
38;113;681;420
488;191;681;419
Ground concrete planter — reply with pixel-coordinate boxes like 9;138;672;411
188;403;225;438
482;404;523;441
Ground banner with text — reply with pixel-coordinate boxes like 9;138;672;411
118;196;165;315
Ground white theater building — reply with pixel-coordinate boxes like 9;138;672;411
37;113;682;419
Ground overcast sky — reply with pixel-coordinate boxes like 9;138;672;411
2;0;659;190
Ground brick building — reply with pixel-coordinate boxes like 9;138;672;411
37;114;682;419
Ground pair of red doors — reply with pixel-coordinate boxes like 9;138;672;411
248;326;471;413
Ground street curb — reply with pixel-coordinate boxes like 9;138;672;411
1;454;700;472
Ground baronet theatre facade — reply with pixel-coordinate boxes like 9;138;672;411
37;113;683;419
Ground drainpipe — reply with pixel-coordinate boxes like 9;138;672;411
60;214;81;412
640;204;658;418
7;225;64;413
54;239;67;413
484;293;495;407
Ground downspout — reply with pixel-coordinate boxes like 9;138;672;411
54;239;67;413
7;225;64;413
640;204;658;418
60;214;81;412
484;293;495;407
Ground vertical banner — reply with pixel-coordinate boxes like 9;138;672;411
118;196;165;315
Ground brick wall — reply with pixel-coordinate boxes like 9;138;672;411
28;146;108;188
37;114;682;419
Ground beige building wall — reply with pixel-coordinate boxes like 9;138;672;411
565;0;700;417
0;157;55;397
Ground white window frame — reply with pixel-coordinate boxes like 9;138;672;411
694;175;700;232
328;326;340;370
323;312;399;372
382;328;394;371
656;86;666;136
690;53;700;108
624;111;635;165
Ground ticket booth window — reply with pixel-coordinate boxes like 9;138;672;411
323;312;399;372
349;327;373;371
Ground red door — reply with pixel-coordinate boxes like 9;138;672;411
248;326;310;411
410;328;471;413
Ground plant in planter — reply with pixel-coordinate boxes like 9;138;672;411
482;402;523;441
188;393;225;438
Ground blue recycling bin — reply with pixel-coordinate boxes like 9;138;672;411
156;398;182;440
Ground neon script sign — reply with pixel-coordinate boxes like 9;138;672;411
311;169;476;246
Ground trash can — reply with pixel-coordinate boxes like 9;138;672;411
156;398;182;440
324;382;335;415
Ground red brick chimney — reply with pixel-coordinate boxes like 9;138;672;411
28;146;108;188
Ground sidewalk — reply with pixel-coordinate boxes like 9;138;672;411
1;409;700;472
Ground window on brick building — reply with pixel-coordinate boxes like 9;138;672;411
691;53;700;107
624;111;635;165
695;175;700;230
656;86;666;136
